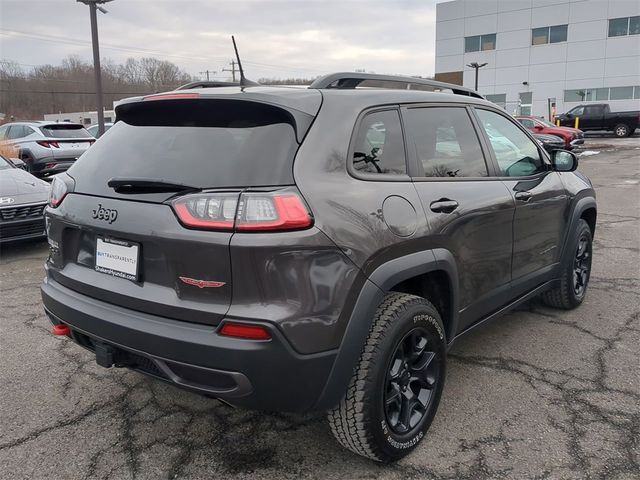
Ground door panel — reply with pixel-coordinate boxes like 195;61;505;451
502;173;569;293
415;181;515;329
473;107;569;297
402;106;515;332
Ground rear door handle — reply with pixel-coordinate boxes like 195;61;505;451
515;191;533;202
430;198;459;214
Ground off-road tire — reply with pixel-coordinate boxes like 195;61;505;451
328;292;446;462
613;124;630;138
542;219;592;309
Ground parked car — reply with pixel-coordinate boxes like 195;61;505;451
41;73;596;462
0;121;95;177
515;115;584;149
533;133;566;152
0;154;49;243
555;103;639;137
86;122;113;138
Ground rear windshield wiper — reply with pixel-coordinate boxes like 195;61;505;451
107;178;201;194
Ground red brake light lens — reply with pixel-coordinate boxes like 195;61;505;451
219;322;272;340
171;190;313;233
236;192;313;231
37;140;60;148
49;175;70;208
172;193;238;230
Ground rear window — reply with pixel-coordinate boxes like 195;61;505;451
69;99;303;192
40;124;92;138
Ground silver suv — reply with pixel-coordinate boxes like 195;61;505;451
0;122;95;177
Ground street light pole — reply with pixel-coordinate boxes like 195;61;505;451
78;0;113;137
466;62;488;92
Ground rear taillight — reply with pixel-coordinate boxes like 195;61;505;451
172;193;238;230
236;192;312;231
49;175;72;208
37;140;60;148
171;189;313;232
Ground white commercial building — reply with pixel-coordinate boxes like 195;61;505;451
434;0;640;118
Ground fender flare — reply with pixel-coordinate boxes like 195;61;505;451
313;248;459;411
559;196;597;262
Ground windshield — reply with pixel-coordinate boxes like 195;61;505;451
539;119;557;127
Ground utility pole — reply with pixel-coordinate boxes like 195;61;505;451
466;62;488;92
222;60;238;82
199;69;217;81
77;0;113;137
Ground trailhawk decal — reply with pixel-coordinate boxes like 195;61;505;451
179;276;226;289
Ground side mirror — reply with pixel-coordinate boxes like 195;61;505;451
9;157;26;169
534;125;544;131
551;150;578;172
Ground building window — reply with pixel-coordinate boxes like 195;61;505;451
532;24;568;45
485;94;506;109
608;16;640;37
609;86;634;100
465;33;496;52
564;86;637;102
519;92;533;115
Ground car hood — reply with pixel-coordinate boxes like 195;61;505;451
553;126;581;135
534;133;564;142
0;168;50;205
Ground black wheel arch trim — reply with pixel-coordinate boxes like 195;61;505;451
314;248;459;411
560;196;597;262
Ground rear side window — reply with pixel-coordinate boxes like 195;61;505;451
69;99;303;192
475;109;545;177
351;110;406;176
40;124;92;138
7;126;27;140
404;107;488;178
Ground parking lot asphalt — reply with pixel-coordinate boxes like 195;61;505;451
1;137;638;480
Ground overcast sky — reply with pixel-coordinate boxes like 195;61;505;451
0;0;442;81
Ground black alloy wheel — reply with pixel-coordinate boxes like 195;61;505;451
573;231;592;298
384;327;441;435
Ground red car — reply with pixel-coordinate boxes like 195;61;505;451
515;115;584;150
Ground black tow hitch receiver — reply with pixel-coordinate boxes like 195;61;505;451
94;342;115;368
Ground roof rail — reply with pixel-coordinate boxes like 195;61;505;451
176;80;241;90
309;72;483;99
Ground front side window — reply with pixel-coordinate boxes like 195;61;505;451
476;109;545;177
352;110;406;175
404;107;487;178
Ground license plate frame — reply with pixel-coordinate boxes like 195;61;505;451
95;237;140;282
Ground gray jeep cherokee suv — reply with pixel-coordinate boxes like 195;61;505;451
41;73;596;462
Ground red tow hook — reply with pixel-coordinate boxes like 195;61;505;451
52;324;71;336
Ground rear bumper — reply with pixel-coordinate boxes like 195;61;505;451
30;156;76;176
41;275;337;412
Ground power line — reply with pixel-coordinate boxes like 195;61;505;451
221;60;238;82
1;29;330;75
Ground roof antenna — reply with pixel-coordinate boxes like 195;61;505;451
232;35;258;87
